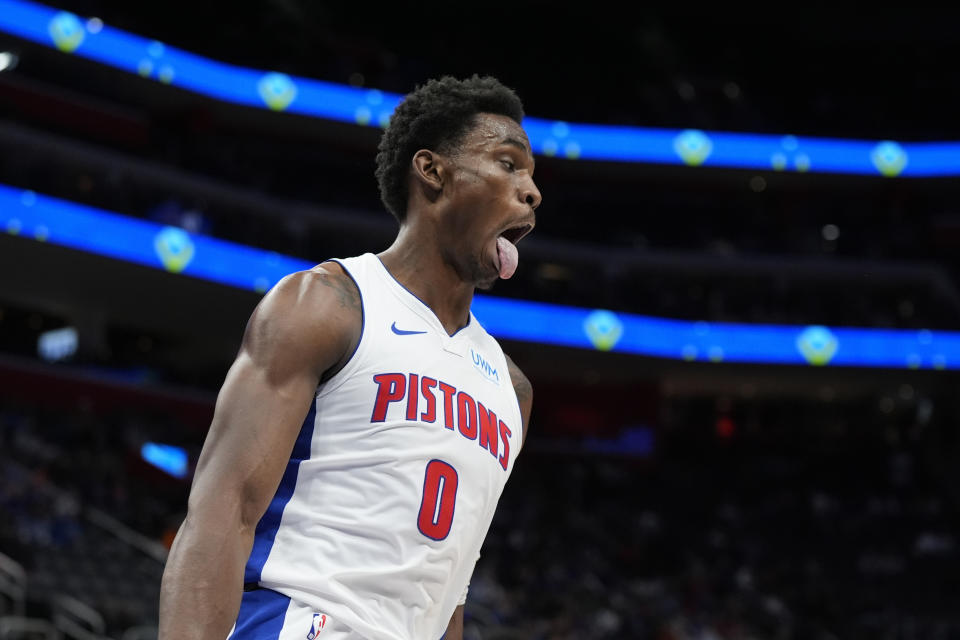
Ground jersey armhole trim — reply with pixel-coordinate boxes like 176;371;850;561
512;379;524;451
499;345;524;449
316;258;366;398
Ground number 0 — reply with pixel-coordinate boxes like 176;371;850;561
418;459;458;541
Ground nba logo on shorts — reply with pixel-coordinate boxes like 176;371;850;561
307;613;326;639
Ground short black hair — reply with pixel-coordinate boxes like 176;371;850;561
375;75;525;222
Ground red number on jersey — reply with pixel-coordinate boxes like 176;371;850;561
417;459;458;541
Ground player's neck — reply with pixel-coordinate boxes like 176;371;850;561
378;230;474;336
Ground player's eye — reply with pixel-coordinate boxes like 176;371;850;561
501;159;515;171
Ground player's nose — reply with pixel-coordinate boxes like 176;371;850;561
520;177;542;211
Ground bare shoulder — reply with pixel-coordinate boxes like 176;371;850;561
504;354;532;403
241;262;362;380
504;354;533;437
303;262;362;312
263;262;360;313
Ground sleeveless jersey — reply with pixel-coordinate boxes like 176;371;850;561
241;253;524;640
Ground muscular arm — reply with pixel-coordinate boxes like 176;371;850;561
158;264;361;640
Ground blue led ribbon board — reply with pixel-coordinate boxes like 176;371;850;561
3;183;959;370
0;184;309;292
0;0;958;177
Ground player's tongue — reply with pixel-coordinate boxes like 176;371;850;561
496;236;518;279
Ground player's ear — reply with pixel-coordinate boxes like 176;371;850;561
412;149;445;194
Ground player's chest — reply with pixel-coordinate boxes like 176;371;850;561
353;333;520;468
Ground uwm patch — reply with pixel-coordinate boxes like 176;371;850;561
470;347;500;385
307;613;327;639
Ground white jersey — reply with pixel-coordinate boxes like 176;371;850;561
241;253;523;640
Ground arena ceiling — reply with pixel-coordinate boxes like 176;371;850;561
24;1;960;140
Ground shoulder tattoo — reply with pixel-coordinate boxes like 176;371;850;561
314;267;361;312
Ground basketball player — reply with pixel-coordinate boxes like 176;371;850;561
158;75;541;640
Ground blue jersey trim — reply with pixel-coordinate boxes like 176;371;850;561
244;404;317;584
230;588;291;639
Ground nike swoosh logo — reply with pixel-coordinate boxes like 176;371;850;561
391;321;427;336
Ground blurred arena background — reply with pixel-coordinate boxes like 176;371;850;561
2;3;960;639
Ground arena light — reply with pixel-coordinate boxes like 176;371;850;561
141;442;188;478
0;51;18;72
0;0;958;177
3;183;960;371
37;325;77;361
